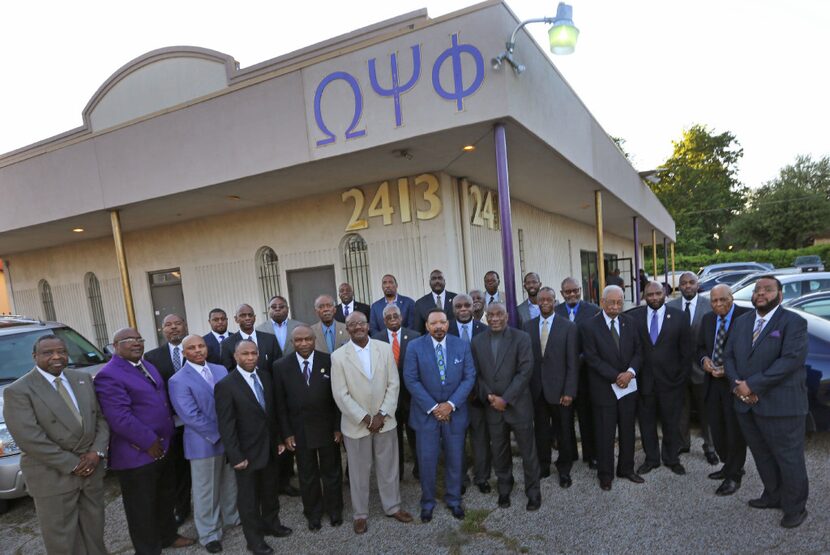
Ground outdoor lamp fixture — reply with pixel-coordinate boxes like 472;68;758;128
491;2;579;74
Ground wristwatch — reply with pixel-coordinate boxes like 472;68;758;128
96;451;107;459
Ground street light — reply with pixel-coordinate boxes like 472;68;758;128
491;2;579;74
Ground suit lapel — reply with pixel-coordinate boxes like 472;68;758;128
184;364;214;395
234;369;266;414
64;371;92;434
493;329;510;375
343;343;370;381
30;369;84;434
750;308;783;354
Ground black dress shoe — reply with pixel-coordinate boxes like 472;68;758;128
600;480;612;491
278;484;300;497
497;494;511;508
205;541;223;553
668;463;686;475
174;509;188;526
265;524;293;537
705;451;720;465
588;459;598;470
420;508;433;523
781;510;808;528
308;520;322;532
330;516;343;527
526;498;541;511
247;543;273;555
708;469;725;480
679;447;690;454
540;467;551;479
637;462;659;474
477;482;492;494
617;472;644;484
559;474;572;488
449;505;465;520
748;497;781;509
715;479;740;496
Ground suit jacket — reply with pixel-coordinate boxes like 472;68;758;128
311;320;349;354
723;307;809;417
203;332;227;365
214;368;280;470
447;319;488;341
403;333;475;435
144;343;182;384
3;368;110;497
372;327;421;413
630;305;692;394
330;339;399;439
580;312;643;407
335;302;371;323
516;299;539;329
554;300;601;327
668;295;712;384
369;295;416;334
219;330;282;372
256;318;305;355
272;351;340;450
94;355;176;470
697;305;751;399
470;327;535;423
411;291;458;333
167;362;228;460
523;315;579;404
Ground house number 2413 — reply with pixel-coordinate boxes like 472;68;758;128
341;174;442;231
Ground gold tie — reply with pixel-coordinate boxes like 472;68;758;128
541;319;550;352
55;377;82;425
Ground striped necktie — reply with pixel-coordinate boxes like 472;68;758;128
752;318;765;346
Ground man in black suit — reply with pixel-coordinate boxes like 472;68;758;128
143;313;191;525
524;287;579;488
633;281;693;476
219;304;283;375
447;294;490;493
335;282;371;323
471;303;541;511
580;285;644;490
697;284;750;496
203;308;230;365
555;277;601;469
724;276;810;528
371;304;420;479
215;340;292;555
412;269;457;333
273;325;343;531
516;272;542;328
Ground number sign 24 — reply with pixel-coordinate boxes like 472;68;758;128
469;184;498;229
342;174;442;231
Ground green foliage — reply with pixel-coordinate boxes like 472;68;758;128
656;244;830;274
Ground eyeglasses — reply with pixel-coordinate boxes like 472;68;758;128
116;337;145;345
562;288;580;295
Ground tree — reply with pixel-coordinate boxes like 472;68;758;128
726;155;830;249
648;125;745;254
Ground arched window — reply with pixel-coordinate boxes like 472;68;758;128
341;234;371;303
85;272;109;349
38;279;57;321
256;247;281;312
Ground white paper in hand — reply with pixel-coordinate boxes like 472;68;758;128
611;377;637;400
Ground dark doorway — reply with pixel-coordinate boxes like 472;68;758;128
149;269;187;346
286;265;337;325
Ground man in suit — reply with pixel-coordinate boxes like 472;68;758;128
3;335;110;555
94;328;194;554
404;308;476;522
633;281;693;476
698;285;751;496
335;282;371;323
483;270;506;306
412;269;457;333
580;285;644;491
168;335;239;553
330;311;413;534
471;303;541;511
311;294;349;354
516;272;542;328
256;295;305;356
220;304;282;375
371;303;421;480
469;289;487;323
143;313;191;525
215;340;293;555
524;287;579;488
204;308;230;365
555;277;601;469
369;274;416;334
724;276;810;528
273;324;344;531
447;294;491;493
670;271;718;464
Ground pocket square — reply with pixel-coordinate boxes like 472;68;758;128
769;330;781;338
454;358;462;364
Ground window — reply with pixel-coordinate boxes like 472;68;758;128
38;279;56;321
341;234;370;303
256;247;281;312
85;272;109;349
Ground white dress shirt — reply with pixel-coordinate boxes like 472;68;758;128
647;304;667;337
341;301;355;316
601;312;636;376
167;342;184;368
237;366;264;399
682;295;699;323
36;367;80;412
296;351;316;374
211;330;228;344
539;314;554;337
187;360;214;386
350;340;373;379
754;305;780;336
240;330;258;345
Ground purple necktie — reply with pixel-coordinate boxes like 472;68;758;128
303;360;311;386
649;310;659;345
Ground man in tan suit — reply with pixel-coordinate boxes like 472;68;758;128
3;335;110;555
330;311;413;534
311;294;349;354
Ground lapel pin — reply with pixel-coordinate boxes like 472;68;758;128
667;314;671;319
404;335;408;340
78;380;86;385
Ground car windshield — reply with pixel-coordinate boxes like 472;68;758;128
0;327;107;383
795;256;820;265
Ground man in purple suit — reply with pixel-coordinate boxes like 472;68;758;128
169;335;239;553
94;328;195;555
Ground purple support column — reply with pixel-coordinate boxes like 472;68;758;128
495;123;519;327
633;216;641;305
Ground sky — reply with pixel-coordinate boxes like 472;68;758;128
1;0;827;189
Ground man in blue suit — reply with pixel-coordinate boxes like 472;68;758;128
724;275;810;529
404;308;476;523
168;335;239;553
370;274;416;334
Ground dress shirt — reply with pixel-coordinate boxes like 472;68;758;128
350;341;372;379
341;301;355;316
602;312;636;376
270;319;289;351
539;314;555;336
648;304;667;337
527;299;540;320
211;331;228;344
36;367;80;412
565;302;579;321
236;366;264;399
240;330;258;345
295;351;316;374
428;336;455;413
703;304;737;365
485;292;500;305
682;295;699;323
186;360;214;386
753;305;779;336
456;320;474;340
167;342;184;368
433;291;445;306
387;328;402;344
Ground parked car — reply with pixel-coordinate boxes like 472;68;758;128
697;269;758;293
698;261;774;281
0;316;109;512
784;291;830;321
793;255;825;273
731;272;830;303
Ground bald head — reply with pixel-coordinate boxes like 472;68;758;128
234;303;257;333
181;334;208;365
113;327;144;362
709;284;735;317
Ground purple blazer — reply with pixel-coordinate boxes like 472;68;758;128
94;355;175;470
168;362;228;460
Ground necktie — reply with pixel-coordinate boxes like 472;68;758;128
172;346;181;372
303;360;311;386
201;367;214;388
752;318;765;346
610;319;620;350
392;331;400;365
344;305;350;317
461;324;470;343
569;309;575;322
541;319;550;351
54;377;82;424
325;328;335;352
436;294;442;308
712;317;727;367
218;335;225;342
435;344;446;384
137;362;157;385
649;310;659;344
489;296;495;305
252;374;266;409
684;301;691;323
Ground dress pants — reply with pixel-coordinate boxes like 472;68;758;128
532;395;554;471
171;426;192;519
116;457;178;555
190;455;239;546
706;379;747;480
681;381;715;454
737;411;809;517
343;429;401;520
463;401;491;486
396;406;418;478
278;450;295;490
416;421;465;511
235;456;282;548
294;443;343;523
638;387;683;466
593;393;637;482
488;416;540;500
573;369;597;462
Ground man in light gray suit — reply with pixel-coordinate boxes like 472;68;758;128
257;295;305;356
3;335;110;555
311;294;349;354
515;272;542;328
669;271;717;464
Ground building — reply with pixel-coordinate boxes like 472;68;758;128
0;1;674;347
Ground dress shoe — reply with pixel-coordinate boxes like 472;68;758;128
748;497;781;509
308;520;322;532
637;462;659;474
559;474;572;488
588;459;598;470
781;510;808;528
617;472;645;484
265;524;292;538
330;515;343;527
205;541;223;553
526;498;541;511
705;451;720;465
540;467;551;479
708;469;725;480
420;509;433;523
353;518;368;534
461;484;467;495
477;482;492;494
387;510;413;523
174;512;187;527
170;536;196;549
715;479;740;496
599;480;612;491
679;447;690;454
247;543;273;555
497;494;511;508
278;484;300;497
668;463;686;475
449;505;465;520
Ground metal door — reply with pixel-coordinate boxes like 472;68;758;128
286;265;337;326
149;269;187;346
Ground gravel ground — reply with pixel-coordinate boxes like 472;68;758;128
2;431;828;554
